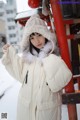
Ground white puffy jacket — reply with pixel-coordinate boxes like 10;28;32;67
1;45;72;120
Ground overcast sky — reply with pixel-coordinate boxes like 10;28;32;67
0;0;32;13
16;0;32;13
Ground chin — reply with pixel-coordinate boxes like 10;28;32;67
37;46;42;49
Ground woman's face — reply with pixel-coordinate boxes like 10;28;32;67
30;33;45;49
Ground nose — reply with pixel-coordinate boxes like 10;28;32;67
35;36;40;43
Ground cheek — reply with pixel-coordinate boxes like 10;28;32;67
42;38;45;45
31;40;37;47
31;40;35;45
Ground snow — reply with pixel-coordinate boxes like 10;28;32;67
15;9;39;20
0;59;80;120
0;59;21;120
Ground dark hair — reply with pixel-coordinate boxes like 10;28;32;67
29;33;48;55
30;41;40;55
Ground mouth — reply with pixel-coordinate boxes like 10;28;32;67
37;44;42;47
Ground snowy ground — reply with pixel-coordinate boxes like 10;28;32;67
0;59;80;120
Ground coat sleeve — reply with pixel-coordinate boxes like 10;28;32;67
43;54;72;92
1;45;27;83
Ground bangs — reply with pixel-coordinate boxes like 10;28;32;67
29;32;42;40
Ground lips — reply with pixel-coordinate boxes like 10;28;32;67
37;44;42;47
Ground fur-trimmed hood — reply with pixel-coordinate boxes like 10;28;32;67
20;14;57;62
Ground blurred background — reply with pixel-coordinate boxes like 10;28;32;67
0;0;80;120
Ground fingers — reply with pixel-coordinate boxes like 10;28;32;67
3;44;10;49
2;44;10;53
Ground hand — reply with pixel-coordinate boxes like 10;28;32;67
2;44;10;53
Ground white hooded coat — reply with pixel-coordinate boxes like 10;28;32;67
1;14;72;120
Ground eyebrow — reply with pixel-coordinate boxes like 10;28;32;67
29;33;42;39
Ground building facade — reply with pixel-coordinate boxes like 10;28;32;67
0;0;23;57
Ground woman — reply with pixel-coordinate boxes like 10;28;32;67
2;14;72;120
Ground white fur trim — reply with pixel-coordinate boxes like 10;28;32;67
22;41;53;63
22;52;37;63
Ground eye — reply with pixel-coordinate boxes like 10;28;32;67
38;34;42;36
29;36;33;41
37;33;42;36
30;37;34;40
30;35;34;40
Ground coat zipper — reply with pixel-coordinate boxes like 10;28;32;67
25;71;28;84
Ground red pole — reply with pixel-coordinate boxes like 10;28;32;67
50;0;77;120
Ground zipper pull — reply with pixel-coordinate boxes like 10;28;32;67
25;71;28;84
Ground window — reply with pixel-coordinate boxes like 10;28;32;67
0;12;3;16
7;18;14;22
11;41;17;44
0;3;3;8
7;0;13;5
8;26;15;30
6;10;13;14
70;23;80;75
9;34;16;38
